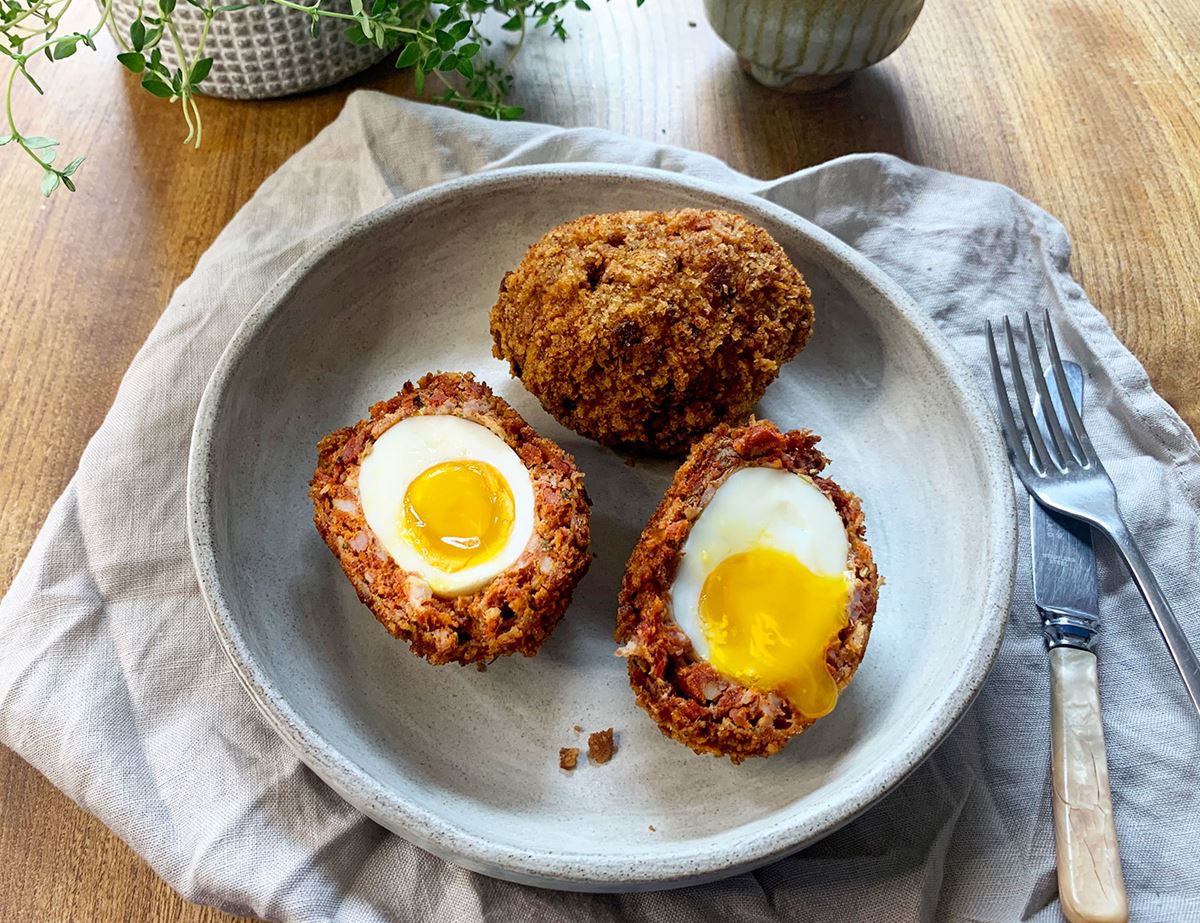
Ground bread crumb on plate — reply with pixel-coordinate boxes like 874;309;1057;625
559;747;579;770
587;728;616;764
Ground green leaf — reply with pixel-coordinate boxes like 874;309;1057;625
158;0;176;14
448;19;471;40
433;6;456;28
349;0;361;11
140;74;174;97
130;17;146;50
23;135;58;149
0;133;11;145
52;37;79;59
343;22;366;44
190;56;213;83
117;51;145;72
62;155;84;175
40;171;59;197
35;147;55;165
394;41;420;68
421;49;440;72
459;41;479;58
455;56;473;79
369;0;385;15
501;13;521;30
433;28;453;49
498;105;523;119
61;174;76;192
437;52;458;71
574;0;589;8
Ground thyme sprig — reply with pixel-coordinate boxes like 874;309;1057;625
1;0;645;196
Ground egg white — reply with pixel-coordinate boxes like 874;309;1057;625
357;415;536;596
669;466;851;662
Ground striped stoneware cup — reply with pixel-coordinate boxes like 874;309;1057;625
704;0;925;92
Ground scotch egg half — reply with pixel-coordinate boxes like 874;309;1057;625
310;372;591;666
616;420;879;762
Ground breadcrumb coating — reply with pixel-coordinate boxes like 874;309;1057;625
490;209;814;454
310;372;591;666
615;420;880;762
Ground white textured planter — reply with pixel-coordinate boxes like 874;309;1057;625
106;0;387;99
704;0;924;92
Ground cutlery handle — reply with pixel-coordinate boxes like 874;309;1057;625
1050;646;1129;923
1105;517;1200;719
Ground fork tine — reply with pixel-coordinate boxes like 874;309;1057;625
1022;312;1077;466
1003;316;1055;472
985;321;1039;481
1043;309;1098;464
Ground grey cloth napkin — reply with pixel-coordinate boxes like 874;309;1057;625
2;92;1199;923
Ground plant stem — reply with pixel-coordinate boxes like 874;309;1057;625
188;8;212;71
3;0;111;173
267;0;419;35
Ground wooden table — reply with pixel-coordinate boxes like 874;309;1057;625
1;0;1197;918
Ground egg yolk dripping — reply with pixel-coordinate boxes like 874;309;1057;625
698;547;849;718
400;460;515;572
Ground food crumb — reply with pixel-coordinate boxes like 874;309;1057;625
588;728;616;764
573;724;582;734
648;825;656;832
559;747;580;770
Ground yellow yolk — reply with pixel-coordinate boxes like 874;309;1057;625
698;547;849;718
400;460;515;572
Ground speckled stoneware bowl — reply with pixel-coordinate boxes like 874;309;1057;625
704;0;925;92
188;164;1016;891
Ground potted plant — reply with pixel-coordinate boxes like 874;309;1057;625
0;0;647;195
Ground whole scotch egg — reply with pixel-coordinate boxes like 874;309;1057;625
310;372;591;665
616;420;880;762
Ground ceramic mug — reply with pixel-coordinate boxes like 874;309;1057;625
704;0;925;92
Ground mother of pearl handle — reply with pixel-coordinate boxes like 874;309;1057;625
1050;646;1129;923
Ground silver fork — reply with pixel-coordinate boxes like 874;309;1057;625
986;310;1200;720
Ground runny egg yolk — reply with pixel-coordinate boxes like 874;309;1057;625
400;460;515;573
699;547;849;718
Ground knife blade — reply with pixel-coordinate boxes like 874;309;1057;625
1030;361;1099;649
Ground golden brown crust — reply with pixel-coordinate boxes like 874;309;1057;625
559;747;579;770
490;209;814;455
310;372;591;666
615;420;880;763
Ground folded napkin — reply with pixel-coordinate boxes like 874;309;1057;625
2;92;1199;923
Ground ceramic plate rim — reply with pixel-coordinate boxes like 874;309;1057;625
187;162;1017;891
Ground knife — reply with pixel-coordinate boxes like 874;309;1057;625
1031;361;1129;923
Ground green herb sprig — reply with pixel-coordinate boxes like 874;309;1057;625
1;0;646;196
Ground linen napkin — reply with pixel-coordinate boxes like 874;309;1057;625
2;92;1199;923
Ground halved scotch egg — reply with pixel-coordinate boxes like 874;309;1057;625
310;372;591;665
616;420;880;762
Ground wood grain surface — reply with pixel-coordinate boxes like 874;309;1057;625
1;0;1197;919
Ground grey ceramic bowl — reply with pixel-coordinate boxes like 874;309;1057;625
188;164;1016;892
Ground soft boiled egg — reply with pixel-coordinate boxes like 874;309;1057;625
669;466;852;718
357;415;536;596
